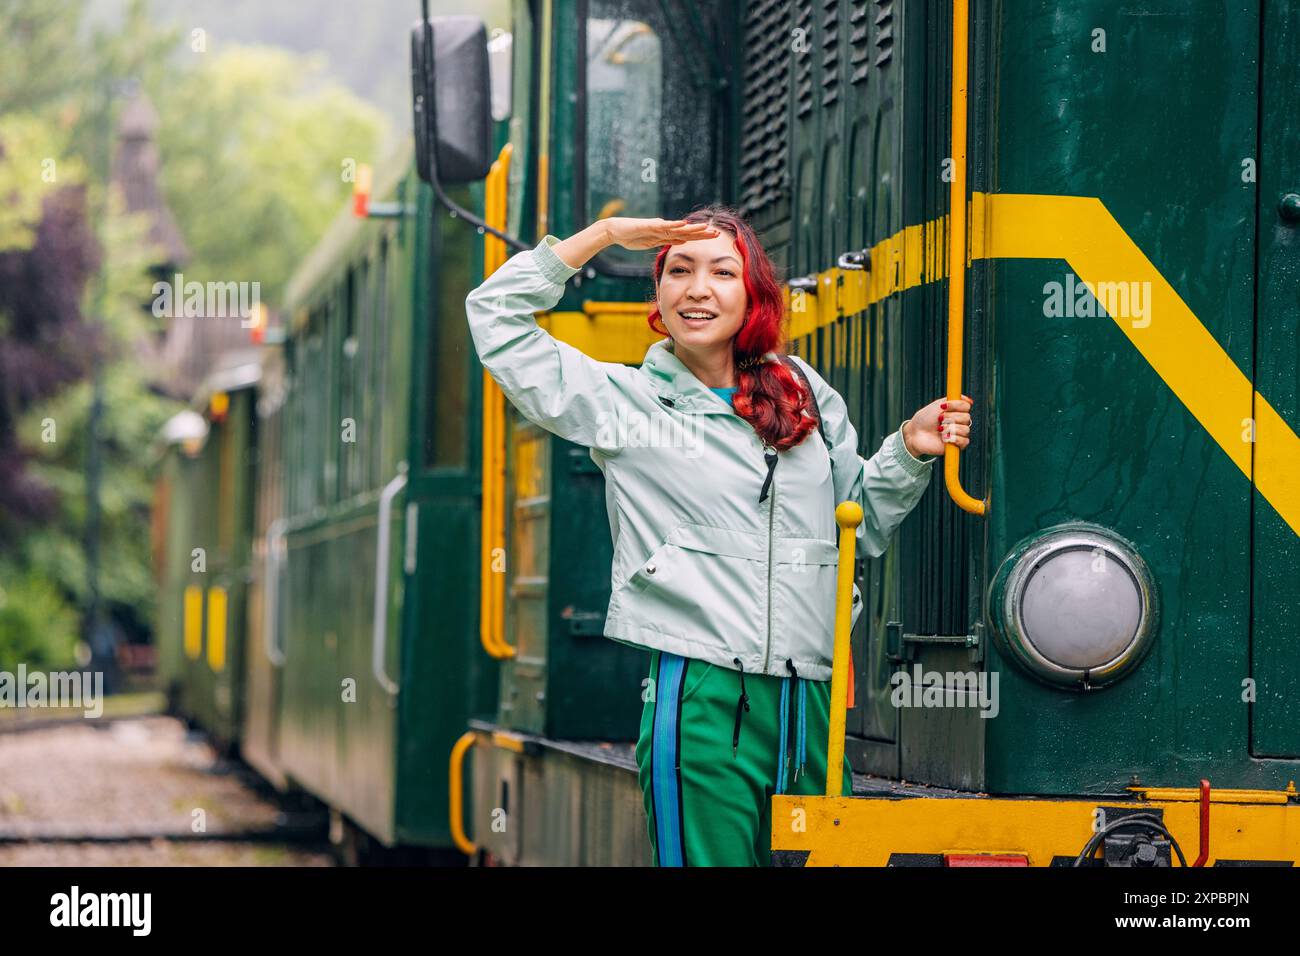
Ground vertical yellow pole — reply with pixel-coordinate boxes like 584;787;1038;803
826;501;863;796
945;0;988;516
480;145;516;660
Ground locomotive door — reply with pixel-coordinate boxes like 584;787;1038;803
1250;1;1300;758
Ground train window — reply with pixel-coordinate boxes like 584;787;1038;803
304;326;324;513
580;0;722;273
372;239;389;486
423;187;472;470
345;260;367;498
488;29;513;122
323;290;339;505
218;409;234;556
364;239;384;491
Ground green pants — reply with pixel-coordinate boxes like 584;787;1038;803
635;649;853;866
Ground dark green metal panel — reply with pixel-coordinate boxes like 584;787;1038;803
1251;1;1300;758
495;422;646;740
155;450;194;702
985;1;1264;793
843;0;912;758
274;161;420;843
892;0;989;790
781;1;984;781
395;173;501;845
545;440;644;738
157;386;257;749
396;499;489;844
241;350;286;789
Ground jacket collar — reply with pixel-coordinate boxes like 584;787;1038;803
639;338;761;414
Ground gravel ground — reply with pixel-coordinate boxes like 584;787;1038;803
0;716;333;866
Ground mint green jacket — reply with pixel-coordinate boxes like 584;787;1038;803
465;236;935;681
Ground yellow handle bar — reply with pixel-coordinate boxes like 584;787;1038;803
449;731;477;855
826;501;863;797
479;144;517;659
946;0;988;516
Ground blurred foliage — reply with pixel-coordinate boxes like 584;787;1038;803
106;0;513;134
0;114;83;254
0;0;391;665
0;0;90;115
0;573;80;672
149;45;387;303
11;207;178;627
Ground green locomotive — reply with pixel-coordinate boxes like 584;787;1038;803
154;0;1300;866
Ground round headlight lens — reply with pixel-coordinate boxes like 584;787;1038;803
989;526;1157;689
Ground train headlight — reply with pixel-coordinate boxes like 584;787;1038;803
988;525;1157;690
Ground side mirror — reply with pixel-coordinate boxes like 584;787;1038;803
410;16;493;185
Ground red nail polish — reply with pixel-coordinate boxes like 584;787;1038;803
940;402;947;410
938;415;944;424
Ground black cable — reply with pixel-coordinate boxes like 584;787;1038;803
419;0;530;252
1072;812;1189;868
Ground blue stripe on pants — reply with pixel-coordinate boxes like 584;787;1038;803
776;676;790;795
651;652;686;866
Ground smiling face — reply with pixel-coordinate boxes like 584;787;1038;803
655;230;748;353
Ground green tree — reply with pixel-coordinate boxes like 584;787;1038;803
0;0;390;669
151;44;389;303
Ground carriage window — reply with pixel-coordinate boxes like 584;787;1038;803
424;185;472;470
582;0;721;272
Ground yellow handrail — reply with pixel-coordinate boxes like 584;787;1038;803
449;731;477;855
479;144;516;659
945;0;988;516
826;501;863;797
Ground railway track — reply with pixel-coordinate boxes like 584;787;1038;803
0;711;334;866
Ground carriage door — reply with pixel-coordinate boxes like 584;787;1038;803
1250;2;1300;758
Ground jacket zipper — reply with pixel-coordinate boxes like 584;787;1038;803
760;442;777;674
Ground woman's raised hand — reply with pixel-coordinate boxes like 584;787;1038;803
552;218;721;270
602;217;720;250
903;395;974;459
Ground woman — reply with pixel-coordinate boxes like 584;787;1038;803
464;205;974;866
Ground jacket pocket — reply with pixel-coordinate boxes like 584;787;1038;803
620;523;765;655
772;538;841;665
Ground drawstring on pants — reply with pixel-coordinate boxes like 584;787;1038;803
777;658;807;793
732;657;750;757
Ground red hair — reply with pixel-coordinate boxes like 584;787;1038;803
647;204;819;452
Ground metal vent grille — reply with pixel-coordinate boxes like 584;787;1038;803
874;0;894;70
739;0;792;216
820;0;839;107
794;0;814;117
849;2;870;84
